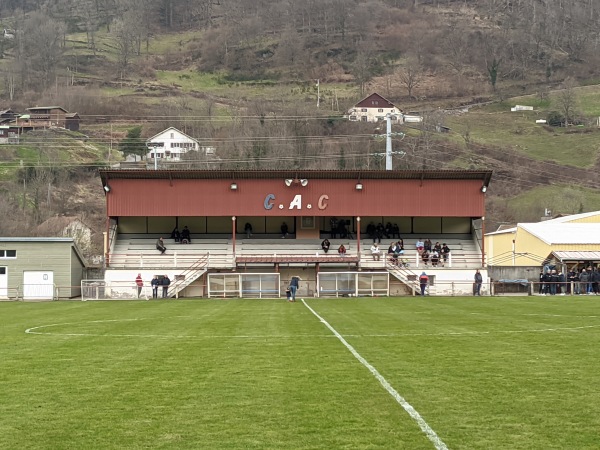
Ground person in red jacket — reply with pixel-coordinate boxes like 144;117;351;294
135;273;144;298
419;272;429;296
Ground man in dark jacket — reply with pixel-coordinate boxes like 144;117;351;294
474;270;483;296
542;271;551;295
151;275;160;299
557;271;566;295
567;270;578;295
592;269;600;295
162;275;171;298
289;276;300;302
180;226;191;244
579;269;590;294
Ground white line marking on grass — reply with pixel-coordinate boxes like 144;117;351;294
301;300;449;450
345;324;600;338
26;315;600;341
25;321;334;339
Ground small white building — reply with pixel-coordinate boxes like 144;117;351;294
145;127;200;161
347;93;403;123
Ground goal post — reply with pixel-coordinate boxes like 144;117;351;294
81;280;106;301
81;280;148;301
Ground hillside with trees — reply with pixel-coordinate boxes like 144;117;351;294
0;0;599;255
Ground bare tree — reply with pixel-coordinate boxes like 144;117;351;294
112;15;138;71
19;12;66;90
351;42;377;97
397;60;423;99
553;77;579;126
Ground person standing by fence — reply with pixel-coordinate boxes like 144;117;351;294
162;275;171;298
474;270;483;296
135;273;144;298
151;275;160;299
419;272;428;296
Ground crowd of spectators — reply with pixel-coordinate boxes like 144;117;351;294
539;266;600;295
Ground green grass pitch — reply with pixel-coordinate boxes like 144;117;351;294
2;297;600;449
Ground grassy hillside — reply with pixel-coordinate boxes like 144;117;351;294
0;1;599;240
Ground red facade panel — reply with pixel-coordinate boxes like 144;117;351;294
106;178;484;217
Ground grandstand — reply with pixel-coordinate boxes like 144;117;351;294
98;169;491;299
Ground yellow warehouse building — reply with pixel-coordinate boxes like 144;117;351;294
485;211;600;275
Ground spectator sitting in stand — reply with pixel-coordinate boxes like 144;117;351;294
421;249;430;267
321;238;331;253
397;245;407;267
387;243;397;265
431;250;440;267
433;242;442;255
338;244;347;257
180;226;191;244
170;227;180;243
415;238;425;255
441;243;450;265
424;238;432;252
156;237;166;254
391;224;400;239
370;243;381;261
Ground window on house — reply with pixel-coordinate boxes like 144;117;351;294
361;116;367;122
378;109;384;112
361;108;367;112
0;250;17;258
170;133;174;139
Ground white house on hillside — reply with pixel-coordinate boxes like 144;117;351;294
347;93;403;123
145;127;201;161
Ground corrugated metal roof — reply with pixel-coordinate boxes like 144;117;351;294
100;169;493;184
0;237;75;243
552;251;600;261
521;222;600;244
27;106;68;112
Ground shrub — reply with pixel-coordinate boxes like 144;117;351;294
546;111;564;127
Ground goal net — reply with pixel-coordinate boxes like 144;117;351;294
81;280;149;301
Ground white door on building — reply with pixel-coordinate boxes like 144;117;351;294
23;271;54;300
0;267;7;298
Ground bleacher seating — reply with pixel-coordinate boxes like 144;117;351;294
108;234;482;270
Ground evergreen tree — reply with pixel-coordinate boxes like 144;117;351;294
119;126;147;160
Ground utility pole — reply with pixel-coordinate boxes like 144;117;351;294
373;114;405;170
153;144;158;170
386;114;393;170
316;79;320;108
109;123;112;162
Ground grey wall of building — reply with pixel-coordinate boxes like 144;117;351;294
488;266;540;281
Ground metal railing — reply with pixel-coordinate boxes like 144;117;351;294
107;251;233;269
21;280;598;299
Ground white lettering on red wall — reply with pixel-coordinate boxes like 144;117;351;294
263;194;329;211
